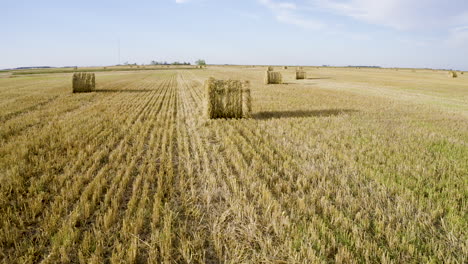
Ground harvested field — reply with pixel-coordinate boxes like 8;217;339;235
0;67;467;263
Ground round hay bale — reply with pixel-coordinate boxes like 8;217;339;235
264;71;282;84
73;72;96;93
205;78;251;119
296;71;306;80
242;81;252;118
448;71;458;78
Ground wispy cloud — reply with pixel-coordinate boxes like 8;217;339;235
259;0;324;30
311;0;468;31
398;38;430;47
175;0;190;4
447;26;468;47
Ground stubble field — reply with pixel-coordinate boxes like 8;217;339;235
0;66;467;263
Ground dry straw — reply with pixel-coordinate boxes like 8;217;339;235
242;81;252;118
296;71;306;80
448;71;458;78
264;71;283;84
73;72;96;93
205;78;252;119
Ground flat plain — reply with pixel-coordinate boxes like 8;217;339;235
0;66;467;263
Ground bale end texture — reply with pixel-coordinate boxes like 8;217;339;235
296;71;306;80
264;71;283;84
73;72;96;93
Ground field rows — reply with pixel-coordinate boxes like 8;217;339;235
0;68;467;263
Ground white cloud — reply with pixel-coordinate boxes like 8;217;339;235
175;0;190;3
259;0;297;10
398;38;429;47
447;26;468;47
311;0;468;31
259;0;324;29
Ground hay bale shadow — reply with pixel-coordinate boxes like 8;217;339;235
94;89;150;93
306;77;332;80
282;82;315;86
253;109;358;120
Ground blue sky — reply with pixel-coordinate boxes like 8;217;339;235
2;0;468;70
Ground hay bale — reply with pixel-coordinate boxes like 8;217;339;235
205;78;252;119
298;66;303;70
73;72;95;93
267;66;274;71
283;66;288;70
448;71;458;78
296;71;306;80
264;71;282;84
242;81;252;118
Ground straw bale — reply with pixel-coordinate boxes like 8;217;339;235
73;72;95;93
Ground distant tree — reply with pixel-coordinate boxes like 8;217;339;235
195;59;206;66
150;60;190;65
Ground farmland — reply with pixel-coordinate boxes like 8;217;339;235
0;66;467;263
